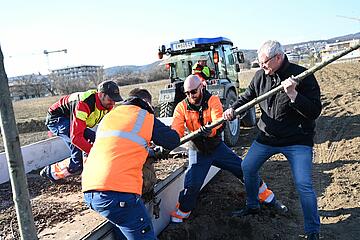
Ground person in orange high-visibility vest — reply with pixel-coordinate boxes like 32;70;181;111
40;80;122;183
82;88;180;240
170;75;288;223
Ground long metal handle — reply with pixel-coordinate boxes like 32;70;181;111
179;42;360;145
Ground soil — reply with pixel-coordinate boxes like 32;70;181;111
1;62;360;239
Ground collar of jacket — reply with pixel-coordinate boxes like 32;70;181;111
185;89;212;112
95;92;109;111
274;55;291;80
121;97;154;114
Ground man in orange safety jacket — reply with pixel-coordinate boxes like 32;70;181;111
170;74;288;223
82;88;180;239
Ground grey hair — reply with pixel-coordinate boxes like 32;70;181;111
257;40;284;58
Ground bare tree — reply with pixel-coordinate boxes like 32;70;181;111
11;74;49;99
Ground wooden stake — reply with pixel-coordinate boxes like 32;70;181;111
0;45;38;239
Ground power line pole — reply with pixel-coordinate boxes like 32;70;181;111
0;45;38;239
336;15;360;22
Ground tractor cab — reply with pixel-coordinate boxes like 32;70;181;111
157;37;254;147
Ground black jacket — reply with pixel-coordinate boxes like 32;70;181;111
233;56;322;146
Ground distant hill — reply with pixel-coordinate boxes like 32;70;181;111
104;32;360;78
326;32;360;43
104;61;162;77
283;32;360;49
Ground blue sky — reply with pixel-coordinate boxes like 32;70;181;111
1;0;359;77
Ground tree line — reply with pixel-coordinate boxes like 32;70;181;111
10;65;168;100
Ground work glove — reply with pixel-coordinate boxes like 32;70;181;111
152;146;171;161
199;125;212;137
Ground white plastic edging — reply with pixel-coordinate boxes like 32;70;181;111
0;117;174;185
0;137;70;184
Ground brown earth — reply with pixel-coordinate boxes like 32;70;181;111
159;62;360;240
1;62;360;239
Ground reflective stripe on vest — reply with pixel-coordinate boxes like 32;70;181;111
82;105;154;195
96;109;149;151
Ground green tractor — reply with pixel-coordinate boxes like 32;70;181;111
157;37;256;146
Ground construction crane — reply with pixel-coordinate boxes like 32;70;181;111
336;15;360;22
43;49;67;71
43;49;67;55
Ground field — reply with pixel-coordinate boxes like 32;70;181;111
1;62;359;239
0;79;170;153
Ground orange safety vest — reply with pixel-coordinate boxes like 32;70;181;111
82;105;154;195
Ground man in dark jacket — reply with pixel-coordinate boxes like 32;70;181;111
223;40;322;240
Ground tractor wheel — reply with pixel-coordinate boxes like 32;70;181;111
223;90;241;147
241;106;257;127
159;102;175;117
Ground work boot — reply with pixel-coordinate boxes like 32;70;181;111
264;199;288;214
39;166;58;183
170;208;191;223
306;233;319;240
231;206;260;217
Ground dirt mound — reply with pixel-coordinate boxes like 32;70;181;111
16;119;48;134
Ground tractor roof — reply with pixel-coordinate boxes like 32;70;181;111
169;37;232;46
160;37;233;54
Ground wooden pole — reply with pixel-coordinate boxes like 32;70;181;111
179;42;360;145
0;45;38;239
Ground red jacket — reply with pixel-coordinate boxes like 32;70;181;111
48;90;112;154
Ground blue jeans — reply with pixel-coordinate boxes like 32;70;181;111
47;116;95;173
84;191;156;240
242;141;320;234
178;142;246;212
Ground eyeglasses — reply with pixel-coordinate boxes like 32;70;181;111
258;54;277;66
185;84;201;96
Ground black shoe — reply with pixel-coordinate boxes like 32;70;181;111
306;233;319;240
231;206;260;217
265;199;289;214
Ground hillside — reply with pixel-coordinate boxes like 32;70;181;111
104;32;360;73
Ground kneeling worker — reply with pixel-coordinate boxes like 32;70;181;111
82;88;180;240
40;80;121;182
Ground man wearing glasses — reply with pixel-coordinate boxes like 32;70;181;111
170;74;288;223
223;40;322;240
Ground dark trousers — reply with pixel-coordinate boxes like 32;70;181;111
178;142;244;212
84;191;156;240
47;116;95;173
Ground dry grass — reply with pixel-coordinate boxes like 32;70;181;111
11;80;169;124
13;96;60;123
118;79;168;104
238;68;258;88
